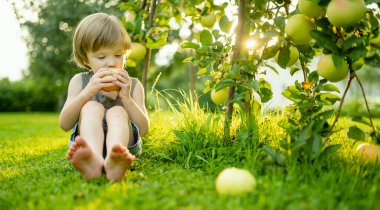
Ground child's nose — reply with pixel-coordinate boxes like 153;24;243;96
106;59;116;67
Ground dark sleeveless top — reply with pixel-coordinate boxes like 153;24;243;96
80;71;137;109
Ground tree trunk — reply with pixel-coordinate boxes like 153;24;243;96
141;0;159;96
224;0;246;138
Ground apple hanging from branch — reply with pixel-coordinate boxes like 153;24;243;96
326;0;366;27
317;54;349;82
285;14;316;45
128;42;147;61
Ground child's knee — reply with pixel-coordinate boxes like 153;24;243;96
81;101;105;115
106;106;128;120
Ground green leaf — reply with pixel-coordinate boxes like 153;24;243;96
347;47;368;62
331;54;344;72
320;84;340;93
342;36;364;51
351;116;372;127
196;46;212;55
347;126;366;140
219;15;232;33
181;42;199;50
214;79;236;91
282;86;305;103
290;67;300;76
310;30;340;54
250;80;259;91
277;47;290;69
319;144;341;160
226;64;241;79
200;30;213;46
258;79;273;103
262;45;279;60
274;16;286;31
263;145;285;165
307;71;319;83
145;27;169;49
319;93;341;105
182;57;193;63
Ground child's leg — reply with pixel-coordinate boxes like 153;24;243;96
104;105;136;181
67;101;105;179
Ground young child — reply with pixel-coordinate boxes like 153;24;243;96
59;13;149;181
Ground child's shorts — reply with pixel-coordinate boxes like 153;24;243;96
69;121;142;158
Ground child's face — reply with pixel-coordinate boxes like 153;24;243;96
86;46;126;72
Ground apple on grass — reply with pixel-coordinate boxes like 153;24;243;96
102;68;121;92
326;0;366;27
317;54;349;82
298;0;325;18
285;14;315;45
211;88;228;105
215;167;256;196
201;14;216;28
128;42;147;61
356;143;380;165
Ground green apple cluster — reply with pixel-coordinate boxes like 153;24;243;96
285;0;366;45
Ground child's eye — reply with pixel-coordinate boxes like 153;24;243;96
115;55;123;57
97;56;105;59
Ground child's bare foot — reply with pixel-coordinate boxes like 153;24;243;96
104;144;136;181
66;136;103;179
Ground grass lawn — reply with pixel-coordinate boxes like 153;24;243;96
0;111;379;210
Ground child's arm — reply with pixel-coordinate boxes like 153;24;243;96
121;80;150;136
115;72;150;136
59;74;91;131
59;70;115;131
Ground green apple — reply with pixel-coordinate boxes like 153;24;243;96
201;14;216;28
215;167;256;196
317;54;349;82
298;0;326;18
129;42;146;61
285;14;316;45
102;68;121;92
356;143;380;165
211;88;228;105
274;46;299;68
326;0;366;27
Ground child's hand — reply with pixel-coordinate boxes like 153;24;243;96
113;69;132;100
83;68;116;97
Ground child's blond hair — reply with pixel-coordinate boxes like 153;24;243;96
72;13;130;69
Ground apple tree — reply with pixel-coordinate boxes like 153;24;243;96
179;0;380;163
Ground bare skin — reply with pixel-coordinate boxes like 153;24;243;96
66;136;103;179
104;144;136;181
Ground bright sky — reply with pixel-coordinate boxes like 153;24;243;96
0;1;28;81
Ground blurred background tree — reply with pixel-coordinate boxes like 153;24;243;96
4;0;122;111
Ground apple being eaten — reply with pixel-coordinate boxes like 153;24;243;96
211;88;228;105
326;0;366;27
285;14;315;45
201;14;216;28
128;42;147;61
317;54;349;82
215;167;256;196
102;68;121;92
298;0;326;18
356;143;380;165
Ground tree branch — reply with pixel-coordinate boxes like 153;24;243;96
353;72;378;135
